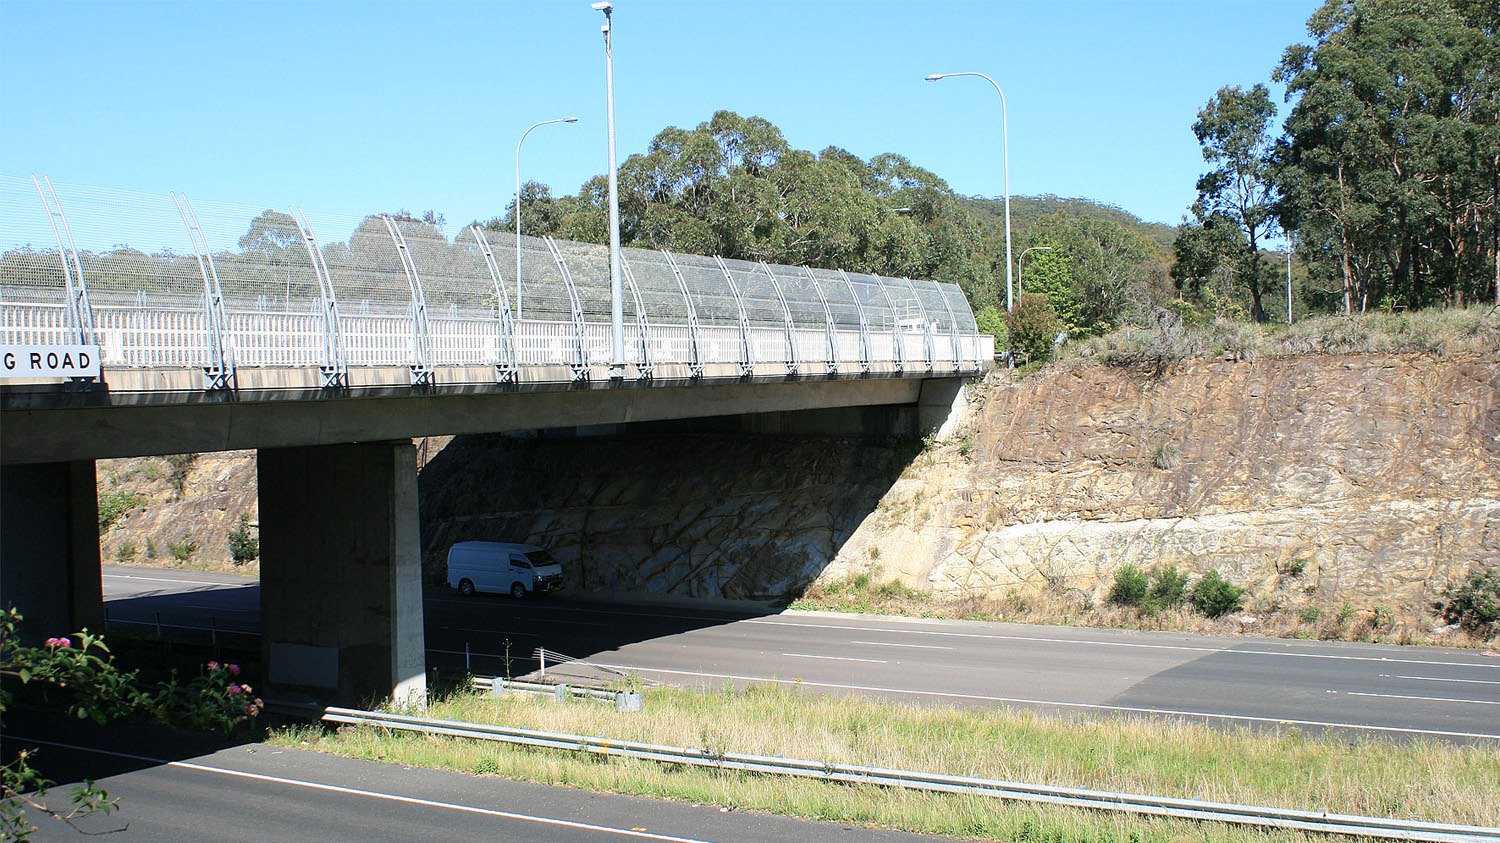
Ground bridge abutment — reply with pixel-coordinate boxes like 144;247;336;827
258;441;426;709
0;460;104;640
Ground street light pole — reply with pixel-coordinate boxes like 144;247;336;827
925;72;1013;311
1017;246;1052;295
594;1;625;378
515;116;577;319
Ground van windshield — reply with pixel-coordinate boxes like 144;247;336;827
526;550;557;567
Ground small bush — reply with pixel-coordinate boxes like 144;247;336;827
1298;606;1321;624
1190;569;1244;618
169;535;199;564
1152;443;1181;470
165;453;198;496
1007;294;1063;363
1148;565;1189;609
98;490;147;534
1439;567;1500;635
974;305;1008;356
227;513;259;565
1108;564;1149;607
145;537;158;559
115;541;137;563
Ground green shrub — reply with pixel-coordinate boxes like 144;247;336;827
169;535;199;563
1190;570;1244;618
974;305;1008;356
1006;294;1063;363
1439;567;1500;635
227;514;259;565
1152;443;1181;470
1298;606;1321;624
98;490;146;534
165;453;198;495
1108;564;1149;607
1148;565;1190;609
115;541;137;563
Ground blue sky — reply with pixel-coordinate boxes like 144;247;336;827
1;0;1320;238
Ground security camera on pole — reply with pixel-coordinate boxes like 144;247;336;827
593;0;626;380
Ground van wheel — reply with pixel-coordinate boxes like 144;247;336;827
458;579;475;596
510;582;527;600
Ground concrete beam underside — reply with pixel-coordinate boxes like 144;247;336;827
2;376;954;465
0;461;103;640
258;442;425;709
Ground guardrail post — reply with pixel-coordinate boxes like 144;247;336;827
834;270;871;375
661;250;703;378
757;261;799;375
544;236;591;381
933;282;963;368
872;275;905;372
381;216;433;387
619;252;652;379
712;256;755;377
31;176;97;355
173;193;235;390
803;267;841;374
468;226;518;383
898;276;936;372
292;208;347;389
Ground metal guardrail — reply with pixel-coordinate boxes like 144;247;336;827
1;175;995;388
316;705;1500;842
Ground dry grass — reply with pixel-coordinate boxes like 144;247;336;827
793;574;1500;650
272;683;1500;842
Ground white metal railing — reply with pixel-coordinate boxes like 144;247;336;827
1;299;991;382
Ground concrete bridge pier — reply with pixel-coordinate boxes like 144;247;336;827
258;441;426;709
0;460;104;640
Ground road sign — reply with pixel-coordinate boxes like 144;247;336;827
0;345;101;379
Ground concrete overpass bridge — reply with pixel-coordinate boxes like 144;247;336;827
0;175;993;707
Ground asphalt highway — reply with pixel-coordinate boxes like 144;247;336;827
100;565;1500;742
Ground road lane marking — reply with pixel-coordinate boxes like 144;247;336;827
584;662;1500;741
782;653;887;664
1343;691;1500;706
849;640;953;650
1385;674;1500;686
13;737;717;843
749;619;1500;670
102;573;237;587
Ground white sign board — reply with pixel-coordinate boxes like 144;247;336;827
0;345;101;379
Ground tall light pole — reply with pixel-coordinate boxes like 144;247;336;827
925;72;1013;311
1017;246;1051;294
515;116;577;319
593;0;625;378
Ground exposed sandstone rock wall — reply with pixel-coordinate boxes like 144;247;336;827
824;353;1498;606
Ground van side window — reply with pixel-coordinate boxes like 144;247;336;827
511;554;533;568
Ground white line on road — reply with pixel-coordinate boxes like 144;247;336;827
585;662;1500;741
849;640;953;650
102;573;237;587
1385;674;1500;686
14;737;717;843
782;653;888;664
1342;691;1500;706
750;619;1500;671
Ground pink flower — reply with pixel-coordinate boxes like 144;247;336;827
227;664;240;676
226;685;243;696
207;660;221;671
253;698;263;707
45;637;73;649
244;704;258;715
239;684;253;694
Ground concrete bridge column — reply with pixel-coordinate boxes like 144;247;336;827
258;441;426;709
0;461;104;640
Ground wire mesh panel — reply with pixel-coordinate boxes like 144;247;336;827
450;228;508;317
879;277;928;332
391;218;493;319
764;263;828;332
940;283;978;333
180;196;323;313
664;252;742;327
301;211;413;316
843;272;896;332
620;247;693;326
717;257;786;329
553;237;642;325
800;267;862;330
0;176;68;306
913;280;955;333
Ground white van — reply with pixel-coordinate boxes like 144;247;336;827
446;541;564;598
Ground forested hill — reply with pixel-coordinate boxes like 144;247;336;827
965;195;1177;253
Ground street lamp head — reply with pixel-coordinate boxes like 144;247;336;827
891;207;913;213
924;74;945;81
591;1;612;11
564;117;579;123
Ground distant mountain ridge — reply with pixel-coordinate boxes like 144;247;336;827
964;194;1177;252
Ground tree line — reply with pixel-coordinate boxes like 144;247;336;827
1175;0;1498;320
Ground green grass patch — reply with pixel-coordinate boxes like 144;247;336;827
272;683;1499;841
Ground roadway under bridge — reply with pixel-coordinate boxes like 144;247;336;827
0;175;993;706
